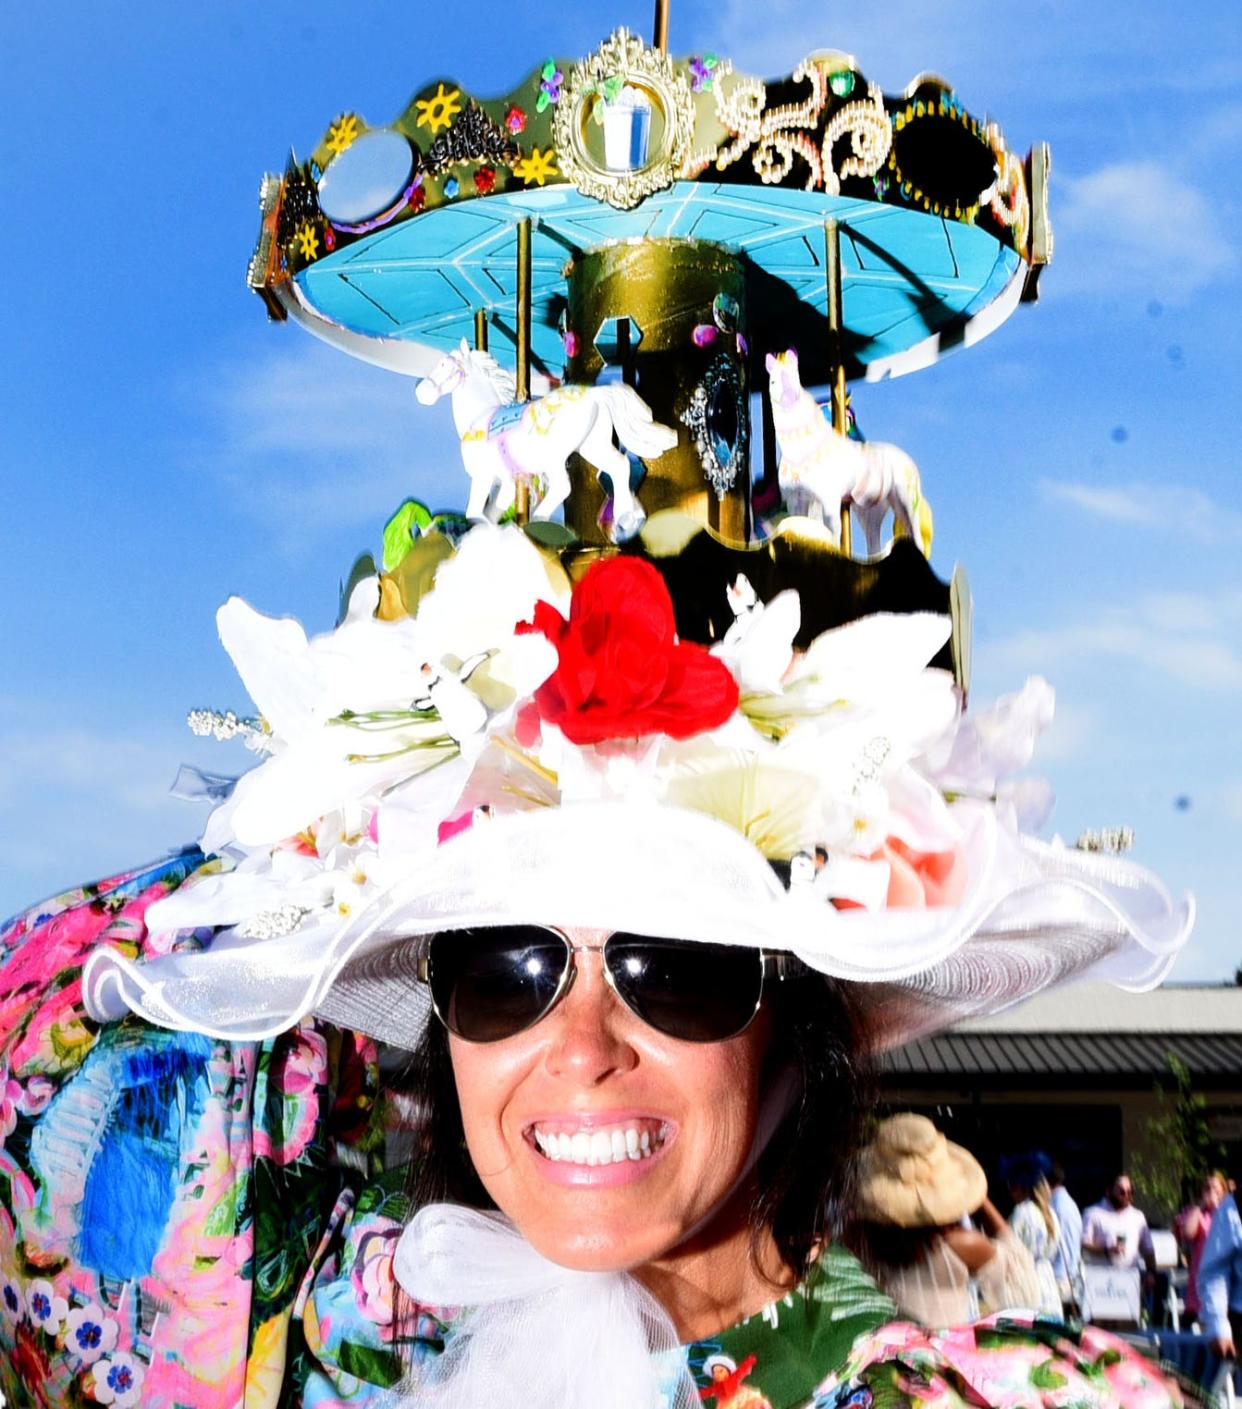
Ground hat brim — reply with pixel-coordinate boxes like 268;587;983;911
855;1136;988;1226
83;799;1193;1051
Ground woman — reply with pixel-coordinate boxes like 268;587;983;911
1;532;1195;1405
853;1113;1043;1327
1003;1154;1063;1316
1177;1169;1228;1325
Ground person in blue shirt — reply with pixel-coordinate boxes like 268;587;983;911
1049;1163;1083;1314
1196;1188;1242;1359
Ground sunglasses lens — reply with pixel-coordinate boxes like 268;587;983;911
606;936;765;1042
428;928;569;1043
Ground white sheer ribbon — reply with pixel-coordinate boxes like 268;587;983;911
394;1204;697;1409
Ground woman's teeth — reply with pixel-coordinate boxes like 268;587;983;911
531;1124;666;1165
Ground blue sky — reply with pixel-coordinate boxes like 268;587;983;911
2;2;1239;978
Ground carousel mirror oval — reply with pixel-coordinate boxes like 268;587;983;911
706;372;741;473
317;129;416;225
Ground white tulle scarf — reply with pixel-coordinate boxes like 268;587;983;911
394;1204;698;1409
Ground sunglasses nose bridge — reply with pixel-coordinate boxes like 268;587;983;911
549;943;642;1035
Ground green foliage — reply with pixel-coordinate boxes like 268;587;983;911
1130;1053;1225;1220
1030;1360;1068;1389
383;499;433;572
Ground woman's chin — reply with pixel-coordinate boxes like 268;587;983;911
518;1217;671;1273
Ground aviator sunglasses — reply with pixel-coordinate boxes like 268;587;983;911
417;926;788;1044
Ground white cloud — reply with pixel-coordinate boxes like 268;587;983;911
1220;782;1242;824
992;597;1242;694
0;724;214;920
0;727;195;814
178;342;465;554
1041;479;1242;544
707;0;1001;90
1053;161;1234;302
1036;700;1095;764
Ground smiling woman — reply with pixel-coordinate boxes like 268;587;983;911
0;531;1197;1407
0;8;1211;1403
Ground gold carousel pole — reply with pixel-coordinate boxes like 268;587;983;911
514;217;532;525
653;0;669;51
473;307;489;352
824;218;851;558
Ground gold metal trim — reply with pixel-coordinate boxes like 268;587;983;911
552;28;695;210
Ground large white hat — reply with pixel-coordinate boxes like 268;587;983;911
81;523;1193;1051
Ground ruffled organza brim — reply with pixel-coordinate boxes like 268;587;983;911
81;801;1192;1052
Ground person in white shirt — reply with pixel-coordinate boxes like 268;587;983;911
1082;1173;1155;1273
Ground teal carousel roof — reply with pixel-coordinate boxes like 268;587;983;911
249;29;1051;385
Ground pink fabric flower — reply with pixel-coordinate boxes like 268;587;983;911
253;1028;329;1167
350;1223;402;1339
877;838;968;910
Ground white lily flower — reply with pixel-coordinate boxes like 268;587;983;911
202;527;564;853
741;612;956;746
659;741;821;858
414;525;571;692
711;579;801;695
820;777;891;856
925;676;1053;793
788;611;951;707
540;726;664;806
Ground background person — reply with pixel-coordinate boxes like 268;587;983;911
1082;1174;1155;1273
1177;1170;1228;1327
1049;1162;1084;1315
853;1114;1042;1327
1197;1187;1242;1361
1002;1154;1062;1316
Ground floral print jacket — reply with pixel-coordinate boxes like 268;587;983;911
0;857;1192;1408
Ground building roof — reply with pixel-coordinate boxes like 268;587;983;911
883;1030;1242;1083
882;985;1242;1088
957;984;1242;1035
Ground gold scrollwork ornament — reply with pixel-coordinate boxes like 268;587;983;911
822;82;891;195
553;28;696;210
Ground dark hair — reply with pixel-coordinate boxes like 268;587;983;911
856;1220;943;1269
398;957;872;1278
999;1150;1051;1196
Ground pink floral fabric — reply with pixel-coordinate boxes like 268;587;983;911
817;1315;1188;1409
0;854;385;1407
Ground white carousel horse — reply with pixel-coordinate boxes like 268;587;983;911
765;348;934;557
415;341;678;538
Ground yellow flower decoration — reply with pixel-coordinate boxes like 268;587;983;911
415;83;462;133
515;147;558;187
294;222;320;261
326;113;360;155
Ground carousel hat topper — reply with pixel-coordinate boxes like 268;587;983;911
82;8;1190;1052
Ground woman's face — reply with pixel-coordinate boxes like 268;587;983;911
1202;1174;1226;1210
448;928;772;1272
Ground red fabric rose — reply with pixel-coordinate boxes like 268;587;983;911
519;557;739;744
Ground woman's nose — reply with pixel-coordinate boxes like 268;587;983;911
542;950;639;1086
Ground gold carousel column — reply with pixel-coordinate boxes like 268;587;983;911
563;238;750;545
513;217;533;525
825;218;852;558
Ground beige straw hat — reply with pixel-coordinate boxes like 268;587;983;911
854;1113;988;1227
